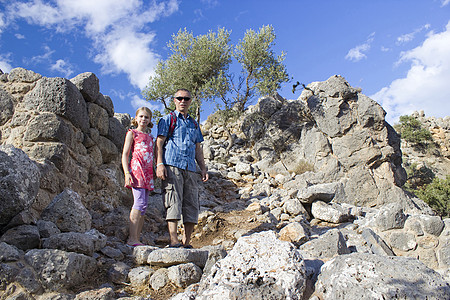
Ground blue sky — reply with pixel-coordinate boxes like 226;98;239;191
1;0;450;126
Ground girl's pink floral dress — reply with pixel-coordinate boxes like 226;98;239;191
127;129;154;190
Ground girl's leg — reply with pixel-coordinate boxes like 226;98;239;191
128;208;141;245
136;189;149;241
128;188;147;245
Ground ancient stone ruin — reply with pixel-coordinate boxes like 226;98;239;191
0;68;449;299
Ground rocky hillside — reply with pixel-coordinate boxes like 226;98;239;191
0;68;449;300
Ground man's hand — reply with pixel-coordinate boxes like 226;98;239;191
201;169;209;182
156;164;167;180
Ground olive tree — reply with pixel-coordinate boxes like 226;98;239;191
230;25;289;111
144;25;289;121
143;28;232;122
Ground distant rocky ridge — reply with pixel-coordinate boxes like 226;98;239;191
0;68;449;299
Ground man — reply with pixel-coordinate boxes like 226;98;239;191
155;88;208;248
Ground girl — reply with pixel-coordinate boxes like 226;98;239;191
122;107;155;246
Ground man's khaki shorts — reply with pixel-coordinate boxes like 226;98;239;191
162;165;199;224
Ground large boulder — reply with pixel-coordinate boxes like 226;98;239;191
314;253;450;299
0;86;14;126
70;72;100;102
40;188;92;233
25;249;97;291
0;145;40;227
191;231;307;300
23;77;89;133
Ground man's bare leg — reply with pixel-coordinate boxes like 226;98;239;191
182;222;195;246
167;220;180;245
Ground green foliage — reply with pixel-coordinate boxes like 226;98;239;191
403;163;435;191
231;25;289;110
144;28;232;120
144;25;289;121
415;176;450;217
397;115;433;146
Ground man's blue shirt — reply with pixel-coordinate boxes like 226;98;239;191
157;111;203;172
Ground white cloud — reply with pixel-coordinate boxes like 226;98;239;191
370;21;450;124
93;27;159;89
441;0;450;7
131;94;162;111
50;59;74;78
5;0;179;89
29;45;54;64
345;32;375;62
0;53;13;73
15;33;25;39
396;24;431;45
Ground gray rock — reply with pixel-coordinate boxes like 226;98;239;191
300;229;351;259
0;145;40;227
315;253;450;300
107;262;130;284
23;113;72;144
279;222;310;246
28;142;69;172
0;86;14;125
97;135;119;164
388;231;417;252
36;220;61;238
311;201;351;223
40;188;92;233
0;242;22;262
235;162;252;175
128;266;154;287
297;182;341;204
41;232;96;256
201;245;227;278
25;249;97;291
97;94;115;117
147;248;209;269
284;198;308;217
87;103;109;136
167;263;202;288
107;116;127;151
101;246;124;260
404;217;425;236
0;225;40;250
114;112;131;128
361;228;395;256
15;266;43;294
253;95;283;119
375;202;407;231
84;229;107;251
23;77;89;133
417;215;445;236
8;67;42;83
194;231;307;300
132;245;159;265
437;240;450;269
70;72;99;102
149;268;169;291
74;287;115;300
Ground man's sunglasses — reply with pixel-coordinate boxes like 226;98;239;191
175;96;191;101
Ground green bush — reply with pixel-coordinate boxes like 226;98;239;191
415;176;450;217
397;115;433;145
404;163;435;190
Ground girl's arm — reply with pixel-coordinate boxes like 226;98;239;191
122;130;134;186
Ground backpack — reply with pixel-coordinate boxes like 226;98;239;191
167;111;198;138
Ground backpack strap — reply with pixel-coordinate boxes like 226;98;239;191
168;111;177;138
167;111;198;139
